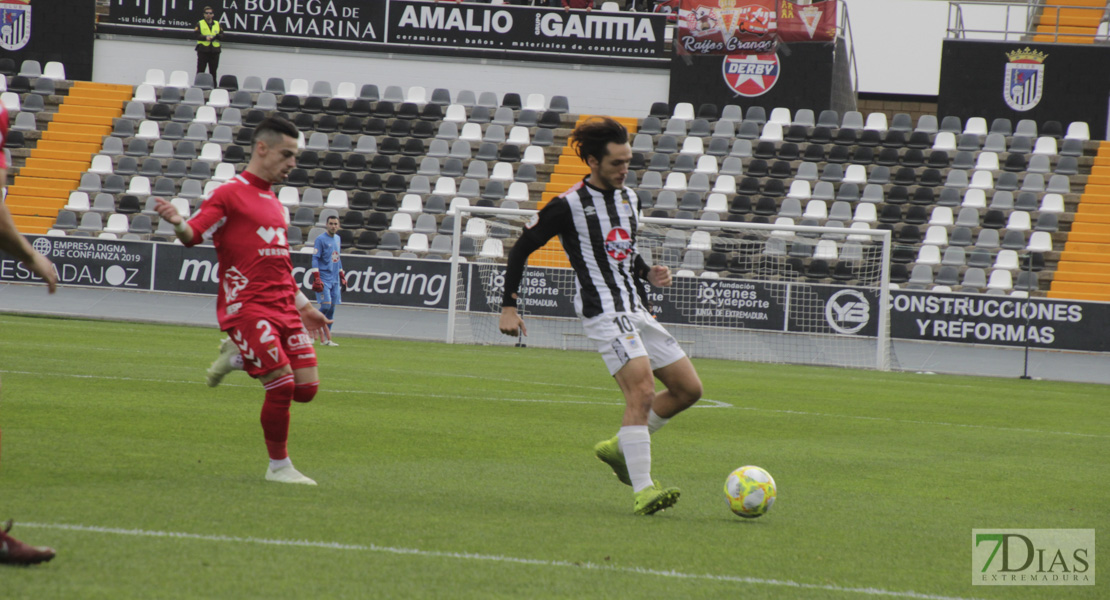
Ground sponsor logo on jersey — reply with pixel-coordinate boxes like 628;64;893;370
288;331;312;349
1003;47;1046;112
223;266;249;303
256;225;287;246
722;53;780;97
525;213;539;229
604;227;633;261
825;289;869;334
0;1;32;52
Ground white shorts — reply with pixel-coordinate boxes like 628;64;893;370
582;310;687;376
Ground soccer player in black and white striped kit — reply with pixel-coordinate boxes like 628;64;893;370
499;117;703;515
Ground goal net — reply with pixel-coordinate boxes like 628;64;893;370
448;206;893;370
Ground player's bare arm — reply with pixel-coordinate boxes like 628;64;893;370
295;289;332;341
153;197;194;244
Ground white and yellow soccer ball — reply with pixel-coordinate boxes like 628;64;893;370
724;466;776;518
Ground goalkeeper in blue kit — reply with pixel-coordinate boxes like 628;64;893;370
312;215;344;346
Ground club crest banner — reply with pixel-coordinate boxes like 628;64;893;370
0;0;31;51
1003;47;1047;112
675;0;836;55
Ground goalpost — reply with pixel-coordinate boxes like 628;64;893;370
448;206;893;371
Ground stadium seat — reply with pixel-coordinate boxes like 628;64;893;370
923;225;949;247
8;92;40;114
1027;231;1052;252
100;213;128;235
64;192;92;213
864;112;888;132
1065;122;1089;141
986;269;1012;291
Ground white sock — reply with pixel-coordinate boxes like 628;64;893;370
619;425;653;492
269;457;292;471
230;354;244;370
647;409;670;434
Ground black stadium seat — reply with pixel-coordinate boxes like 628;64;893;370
315;115;338;133
218;74;239;91
301;96;324;114
349;99;373;117
336;172;358;191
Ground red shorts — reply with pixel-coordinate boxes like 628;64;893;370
226;315;317;378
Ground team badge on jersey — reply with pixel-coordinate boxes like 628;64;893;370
722;53;780;97
223;266;249;302
604;227;634;261
0;1;32;52
1003;47;1046;112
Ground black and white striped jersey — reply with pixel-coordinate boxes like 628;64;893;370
502;178;650;319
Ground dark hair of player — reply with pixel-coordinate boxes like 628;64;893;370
570;117;629;165
326;215;339;223
252;116;299;147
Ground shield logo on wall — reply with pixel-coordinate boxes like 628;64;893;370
1002;47;1047;112
0;0;31;51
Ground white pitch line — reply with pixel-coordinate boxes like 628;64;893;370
3;370;1102;436
22;522;982;600
373;365;615;392
6;370;1101;434
730;406;1108;439
0;369;732;409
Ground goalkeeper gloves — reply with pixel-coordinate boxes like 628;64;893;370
311;271;324;293
339;270;347;288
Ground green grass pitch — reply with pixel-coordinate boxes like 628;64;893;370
0;313;1104;599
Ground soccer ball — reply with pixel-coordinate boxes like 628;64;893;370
724;466;776;518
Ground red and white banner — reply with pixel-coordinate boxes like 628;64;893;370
673;0;837;56
778;0;838;43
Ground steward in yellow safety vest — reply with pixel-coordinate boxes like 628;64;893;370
194;6;223;81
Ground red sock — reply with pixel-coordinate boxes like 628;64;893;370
260;374;296;460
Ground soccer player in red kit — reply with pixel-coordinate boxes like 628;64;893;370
154;116;330;485
0;104;60;564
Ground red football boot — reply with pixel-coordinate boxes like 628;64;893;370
0;520;56;565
